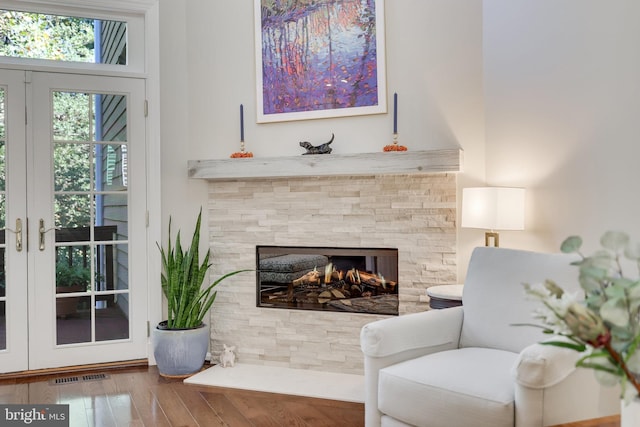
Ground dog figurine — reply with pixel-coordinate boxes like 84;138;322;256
220;344;236;368
300;133;334;155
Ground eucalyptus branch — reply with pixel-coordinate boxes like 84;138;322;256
604;340;640;396
614;254;624;279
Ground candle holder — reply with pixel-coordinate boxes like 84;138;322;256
230;140;254;158
383;133;407;152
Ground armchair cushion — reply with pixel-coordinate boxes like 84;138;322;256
379;347;518;427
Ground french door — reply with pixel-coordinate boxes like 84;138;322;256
0;69;148;372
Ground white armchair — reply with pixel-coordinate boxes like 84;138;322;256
360;247;620;427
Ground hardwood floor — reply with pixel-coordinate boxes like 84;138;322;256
549;415;620;427
0;365;364;426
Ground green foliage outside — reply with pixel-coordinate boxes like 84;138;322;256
55;261;91;290
0;10;94;62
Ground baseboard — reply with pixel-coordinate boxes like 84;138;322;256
0;359;149;382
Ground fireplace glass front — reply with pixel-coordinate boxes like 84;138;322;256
256;246;398;315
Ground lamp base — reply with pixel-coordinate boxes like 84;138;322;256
485;231;499;247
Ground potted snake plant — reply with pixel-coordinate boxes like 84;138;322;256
152;209;249;377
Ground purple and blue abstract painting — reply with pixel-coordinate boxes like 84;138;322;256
259;0;380;118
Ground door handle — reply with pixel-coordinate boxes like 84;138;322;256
39;219;57;251
5;218;23;252
15;218;22;252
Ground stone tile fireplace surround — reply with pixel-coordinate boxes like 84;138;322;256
191;150;460;375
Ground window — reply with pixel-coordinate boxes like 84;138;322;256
0;4;146;74
0;10;127;65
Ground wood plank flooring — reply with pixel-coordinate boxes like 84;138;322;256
549;415;620;427
0;365;364;426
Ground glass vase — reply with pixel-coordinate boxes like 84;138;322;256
621;396;640;427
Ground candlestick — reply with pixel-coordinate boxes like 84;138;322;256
240;104;244;143
393;93;398;134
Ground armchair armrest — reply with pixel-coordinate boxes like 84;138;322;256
361;306;463;358
512;340;619;427
512;340;579;389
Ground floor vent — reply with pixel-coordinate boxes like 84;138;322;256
51;376;79;385
82;373;109;382
50;373;109;385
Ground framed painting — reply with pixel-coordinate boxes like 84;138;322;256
254;0;387;123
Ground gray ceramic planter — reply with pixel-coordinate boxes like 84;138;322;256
152;321;209;378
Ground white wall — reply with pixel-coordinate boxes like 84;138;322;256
158;0;640;311
484;0;640;256
159;0;485;281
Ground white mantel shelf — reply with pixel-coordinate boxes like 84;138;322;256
188;148;463;181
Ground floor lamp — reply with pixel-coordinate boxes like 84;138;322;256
461;187;525;247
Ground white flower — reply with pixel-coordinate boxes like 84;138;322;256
546;290;581;317
524;282;552;300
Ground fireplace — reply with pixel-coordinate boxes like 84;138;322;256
257;246;399;315
200;170;458;374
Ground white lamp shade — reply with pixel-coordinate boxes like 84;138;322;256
461;187;525;231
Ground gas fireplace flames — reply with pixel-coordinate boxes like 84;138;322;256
264;262;397;314
293;263;395;295
257;246;399;315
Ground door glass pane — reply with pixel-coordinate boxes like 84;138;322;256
52;89;130;347
57;296;91;345
55;194;91;231
55;245;91;291
54;144;91;191
99;145;128;190
96;297;129;342
94;243;121;291
53;92;91;141
99;95;127;142
0;11;127;65
97;195;128;240
94;243;128;291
